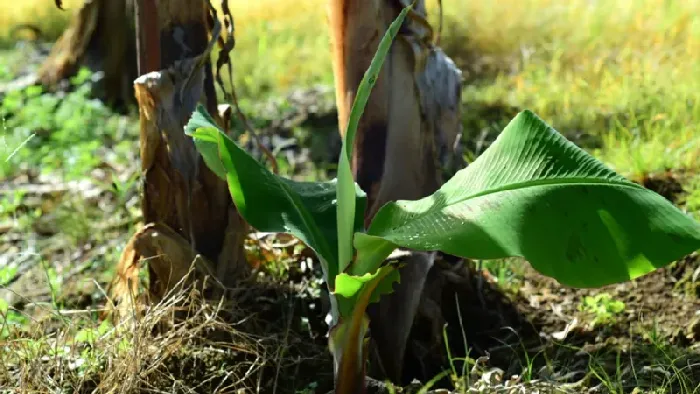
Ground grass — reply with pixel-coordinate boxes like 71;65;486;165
1;275;274;392
1;68;139;180
4;0;699;149
1;0;700;392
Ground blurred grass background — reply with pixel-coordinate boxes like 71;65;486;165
1;0;699;189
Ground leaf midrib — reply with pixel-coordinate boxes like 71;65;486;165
278;180;336;267
378;176;647;231
451;175;644;206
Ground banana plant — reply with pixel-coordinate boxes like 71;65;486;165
185;3;700;392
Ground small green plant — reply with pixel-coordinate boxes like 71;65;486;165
185;4;700;392
0;264;18;287
0;298;28;339
579;293;626;326
0;67;136;180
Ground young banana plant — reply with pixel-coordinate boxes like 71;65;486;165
185;3;700;393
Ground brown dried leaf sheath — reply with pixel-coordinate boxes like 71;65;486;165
110;1;249;322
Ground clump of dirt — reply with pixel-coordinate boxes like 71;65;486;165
639;170;687;204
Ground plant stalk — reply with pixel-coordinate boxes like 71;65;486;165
333;267;394;394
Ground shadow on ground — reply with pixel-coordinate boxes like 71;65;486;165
391;249;700;392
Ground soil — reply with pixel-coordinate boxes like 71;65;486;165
639;169;688;204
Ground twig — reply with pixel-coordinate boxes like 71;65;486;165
207;1;279;174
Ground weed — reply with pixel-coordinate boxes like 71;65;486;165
1;68;137;180
579;293;626;327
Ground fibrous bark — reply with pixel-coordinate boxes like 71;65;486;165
328;0;464;384
110;0;249;321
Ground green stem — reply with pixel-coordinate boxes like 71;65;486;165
334;267;394;394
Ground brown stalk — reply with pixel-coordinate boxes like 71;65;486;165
134;0;161;75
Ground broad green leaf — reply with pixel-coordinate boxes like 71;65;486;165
336;3;413;272
186;105;367;285
367;110;700;288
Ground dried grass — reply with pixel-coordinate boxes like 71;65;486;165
0;265;327;393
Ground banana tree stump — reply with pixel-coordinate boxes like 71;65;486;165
110;0;249;322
